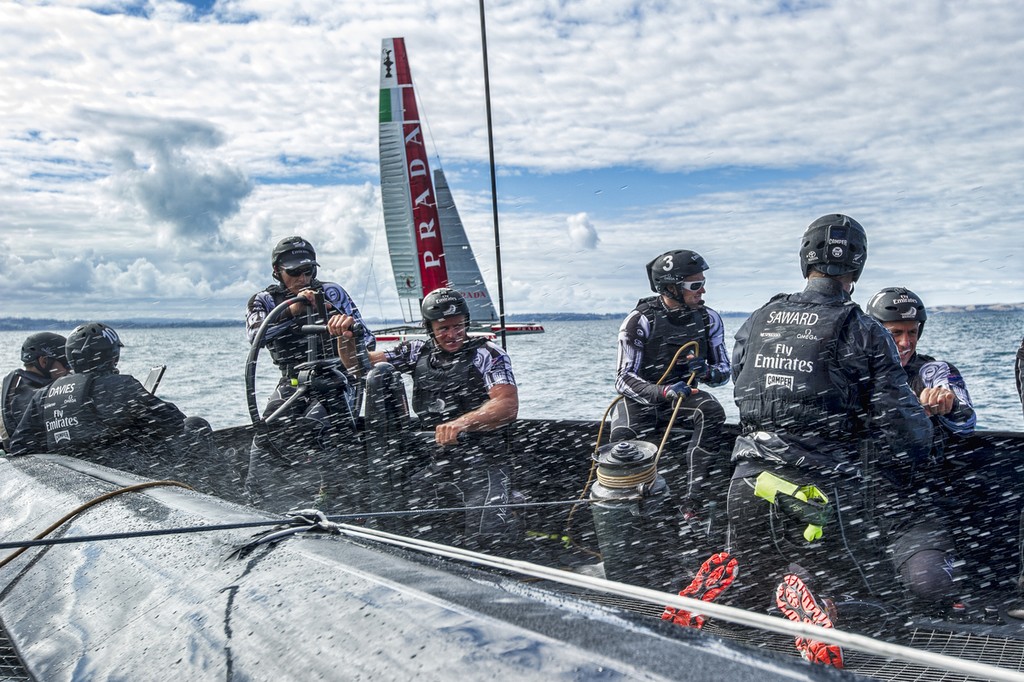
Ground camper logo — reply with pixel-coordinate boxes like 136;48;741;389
765;373;794;390
53;430;71;444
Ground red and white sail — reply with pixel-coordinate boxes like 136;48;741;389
379;37;448;321
378;38;543;335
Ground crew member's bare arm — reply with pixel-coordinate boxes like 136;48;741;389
435;384;519;446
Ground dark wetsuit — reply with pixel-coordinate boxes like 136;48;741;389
244;279;375;513
611;297;730;511
727;277;943;610
1;369;51;452
1016;336;1024;420
8;371;195;477
380;337;517;549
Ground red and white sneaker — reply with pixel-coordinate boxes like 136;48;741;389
775;572;844;668
662;551;738;629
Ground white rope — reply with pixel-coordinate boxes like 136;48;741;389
336;523;1024;682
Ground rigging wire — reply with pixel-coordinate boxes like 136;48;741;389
0;498;589;553
0;480;193;569
337;523;1024;682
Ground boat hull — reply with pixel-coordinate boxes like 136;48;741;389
0;454;811;681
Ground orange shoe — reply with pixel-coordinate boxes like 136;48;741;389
662;551;738;629
775;572;843;668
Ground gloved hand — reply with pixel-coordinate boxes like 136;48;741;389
684;356;709;380
662;380;692;401
705;367;727;385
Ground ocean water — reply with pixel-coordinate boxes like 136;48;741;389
1;311;1022;432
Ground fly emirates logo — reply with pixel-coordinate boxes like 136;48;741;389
753;342;814;373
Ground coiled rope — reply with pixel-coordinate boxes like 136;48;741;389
564;341;700;551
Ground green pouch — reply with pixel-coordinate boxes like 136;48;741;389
754;471;833;542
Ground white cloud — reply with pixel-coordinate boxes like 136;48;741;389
567;212;599;250
0;0;1020;320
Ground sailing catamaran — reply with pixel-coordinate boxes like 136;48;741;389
3;30;1024;682
376;37;543;341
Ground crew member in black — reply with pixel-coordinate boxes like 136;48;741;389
1;332;68;453
611;250;730;526
244;236;374;512
366;287;518;549
866;287;976;453
725;215;938;667
9;323;213;481
1016;336;1024;420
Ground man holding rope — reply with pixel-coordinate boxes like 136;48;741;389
610;250;731;560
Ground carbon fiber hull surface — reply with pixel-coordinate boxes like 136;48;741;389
0;454;824;682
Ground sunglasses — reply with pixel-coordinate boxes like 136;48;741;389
284;265;315;277
677;279;705;292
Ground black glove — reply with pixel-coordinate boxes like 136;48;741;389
706;366;727;385
684;356;709;380
662;380;692;401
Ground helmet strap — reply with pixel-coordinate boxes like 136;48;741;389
40;356;53;376
661;285;684;308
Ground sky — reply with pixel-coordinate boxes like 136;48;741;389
1;0;1022;323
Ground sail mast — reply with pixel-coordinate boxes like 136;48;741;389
477;0;508;348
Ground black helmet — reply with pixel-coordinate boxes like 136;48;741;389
21;332;67;365
272;236;319;270
646;250;709;294
65;322;124;374
421;287;469;323
800;214;868;281
866;287;928;337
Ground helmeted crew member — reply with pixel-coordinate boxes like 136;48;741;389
723;215;940;668
366;287;518;549
611;250;730;522
866;287;976;453
1;332;68;453
9;323;212;478
244;235;376;511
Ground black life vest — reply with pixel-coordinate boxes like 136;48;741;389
412;338;490;429
733;294;858;440
41;374;100;452
635;296;711;384
1;370;49;448
264;283;335;377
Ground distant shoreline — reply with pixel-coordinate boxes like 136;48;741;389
1;303;1022;331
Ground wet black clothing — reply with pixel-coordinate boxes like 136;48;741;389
727;277;943;609
371;339;518;549
1016;336;1024;420
245;279;375;379
731;277;933;476
1;369;51;452
243;279;373;512
612;297;730;510
244;379;361;514
8;371;197;477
